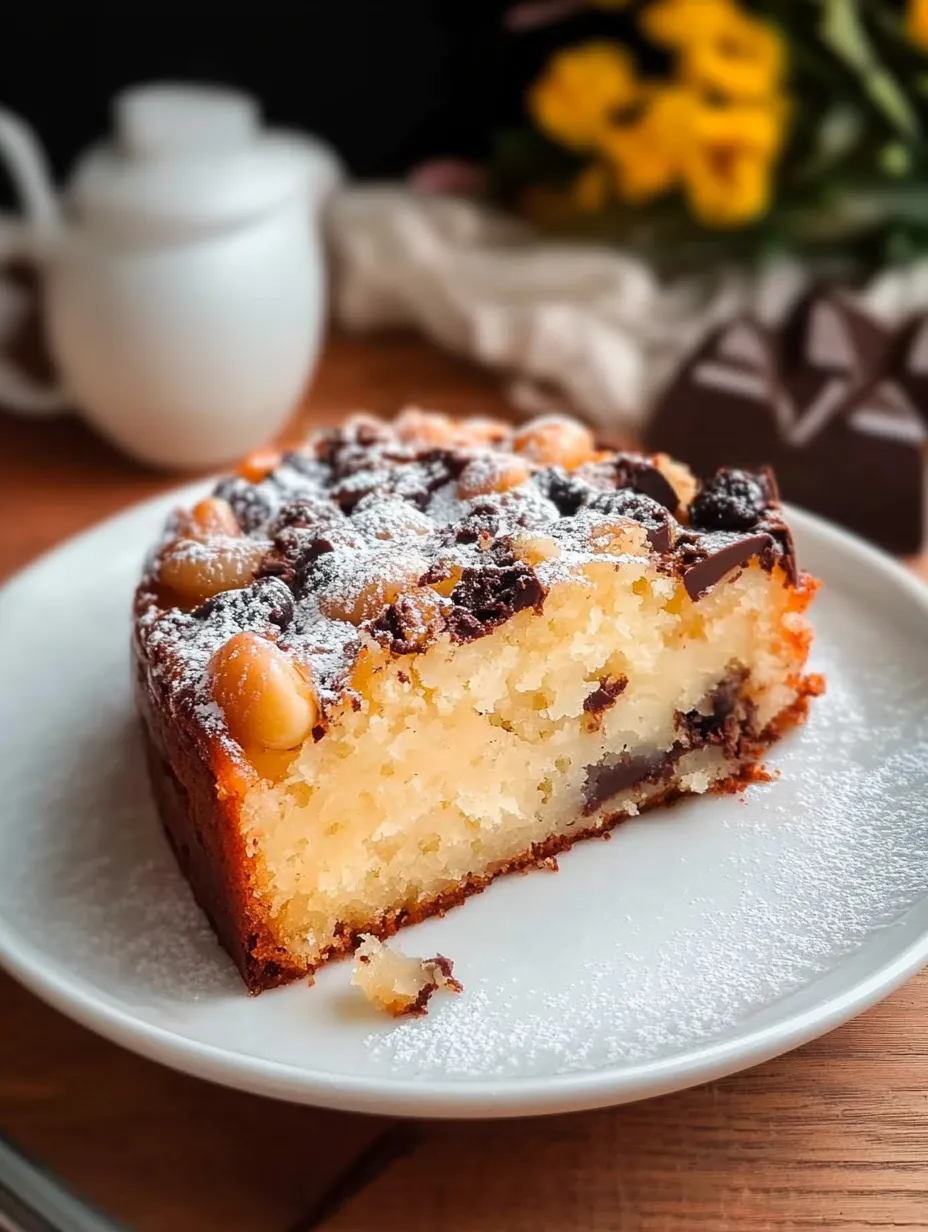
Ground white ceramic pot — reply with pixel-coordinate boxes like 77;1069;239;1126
0;83;342;469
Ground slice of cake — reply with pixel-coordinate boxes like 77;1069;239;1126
134;409;820;992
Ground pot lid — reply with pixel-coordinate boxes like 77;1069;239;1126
68;83;342;238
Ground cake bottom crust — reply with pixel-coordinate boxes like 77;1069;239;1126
181;676;817;993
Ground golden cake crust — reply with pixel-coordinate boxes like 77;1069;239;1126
133;633;305;990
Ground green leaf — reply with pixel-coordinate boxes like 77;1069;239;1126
817;105;865;160
879;140;912;176
820;0;920;137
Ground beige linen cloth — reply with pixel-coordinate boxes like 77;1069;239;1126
328;185;928;433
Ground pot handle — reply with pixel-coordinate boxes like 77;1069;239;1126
0;108;68;416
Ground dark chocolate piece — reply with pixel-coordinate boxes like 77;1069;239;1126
891;315;928;412
446;562;546;642
532;467;594;516
212;476;277;534
582;746;681;814
259;526;341;588
369;594;446;654
193;576;295;632
689;469;769;532
674;665;751;755
586;489;674;551
647;287;928;555
271;496;347;534
678;533;775;601
583;675;628;729
583;666;758;812
612;454;679;512
780;286;888;381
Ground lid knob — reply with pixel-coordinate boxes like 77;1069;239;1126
115;83;259;160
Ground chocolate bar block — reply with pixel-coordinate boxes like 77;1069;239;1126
647;290;928;555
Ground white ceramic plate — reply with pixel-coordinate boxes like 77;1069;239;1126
1;488;927;1119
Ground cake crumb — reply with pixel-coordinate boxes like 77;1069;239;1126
352;935;463;1017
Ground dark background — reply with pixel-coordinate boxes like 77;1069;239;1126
2;4;503;188
0;2;624;198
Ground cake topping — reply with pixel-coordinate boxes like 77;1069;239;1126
212;476;279;534
445;560;546;643
457;453;532;499
677;532;776;601
511;414;596;468
208;631;320;752
532;466;595;516
611;454;680;512
137;410;797;757
196;575;295;631
586;489;674;552
158;536;268;604
689;468;771;531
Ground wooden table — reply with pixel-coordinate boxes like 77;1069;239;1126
3;332;928;1232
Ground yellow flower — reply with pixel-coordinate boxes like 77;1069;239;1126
685;16;784;100
690;95;787;156
600;87;691;201
684;147;771;226
528;43;643;152
907;0;928;51
571;163;610;212
681;100;785;226
642;0;744;46
645;0;785;101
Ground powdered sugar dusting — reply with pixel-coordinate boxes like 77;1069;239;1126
359;594;928;1077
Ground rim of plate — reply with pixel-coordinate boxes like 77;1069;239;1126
1;489;927;1119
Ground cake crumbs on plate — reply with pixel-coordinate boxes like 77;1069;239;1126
352;935;463;1018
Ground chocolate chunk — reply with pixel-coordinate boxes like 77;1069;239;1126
582;745;681;814
583;676;628;730
689;469;768;531
587;489;673;552
583;675;628;716
678;532;774;601
330;468;392;512
675;666;748;754
533;467;593;516
892;315;928;409
279;448;322;475
369;594;446;654
613;454;679;512
212;476;276;535
194;575;294;630
271;496;346;535
316;418;396;472
451;500;503;546
647;286;928;555
446;562;545;642
259;526;338;588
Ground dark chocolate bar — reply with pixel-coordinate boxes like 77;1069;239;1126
646;289;928;555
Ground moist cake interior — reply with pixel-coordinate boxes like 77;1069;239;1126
244;552;807;969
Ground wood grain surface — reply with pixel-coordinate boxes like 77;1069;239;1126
2;331;927;1232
